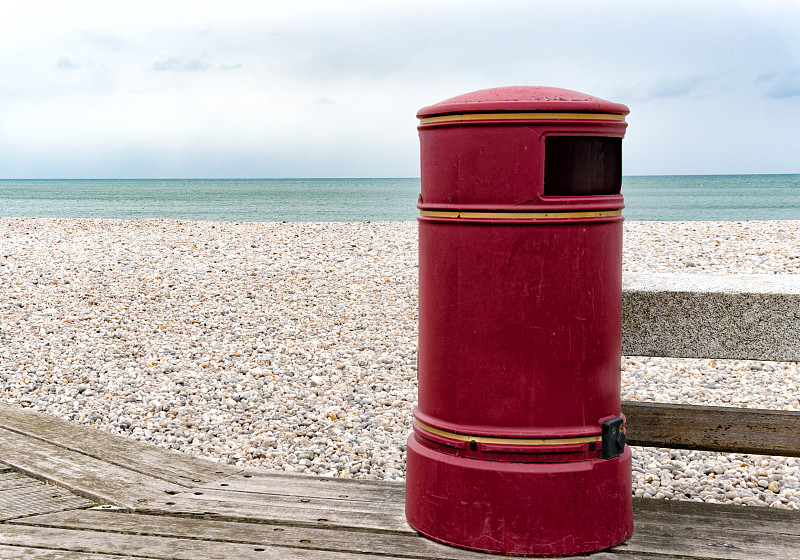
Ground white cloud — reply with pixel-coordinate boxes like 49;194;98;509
759;70;800;100
1;0;799;177
56;57;79;70
151;58;212;73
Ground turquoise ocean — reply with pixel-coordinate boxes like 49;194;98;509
1;175;798;222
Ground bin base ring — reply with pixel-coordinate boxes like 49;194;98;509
405;433;633;557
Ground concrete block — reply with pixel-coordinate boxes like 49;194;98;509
621;273;800;361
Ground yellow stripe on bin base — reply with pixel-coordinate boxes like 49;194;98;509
419;112;626;125
416;420;602;446
420;209;621;220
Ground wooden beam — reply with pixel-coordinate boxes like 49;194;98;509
0;403;238;487
12;509;509;560
0;426;186;508
0;472;92;521
0;545;149;560
623;401;800;457
11;498;800;560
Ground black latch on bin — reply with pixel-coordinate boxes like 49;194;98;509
601;417;626;459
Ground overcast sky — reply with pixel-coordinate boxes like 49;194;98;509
2;1;799;178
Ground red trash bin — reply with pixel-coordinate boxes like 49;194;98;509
405;86;633;556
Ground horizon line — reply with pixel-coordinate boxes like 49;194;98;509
1;173;799;181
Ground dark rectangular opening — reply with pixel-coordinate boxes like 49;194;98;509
544;136;621;196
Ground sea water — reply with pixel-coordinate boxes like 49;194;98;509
1;175;798;222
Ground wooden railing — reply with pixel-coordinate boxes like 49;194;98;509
620;273;800;457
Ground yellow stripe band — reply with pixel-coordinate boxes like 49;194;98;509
419;112;626;125
420;209;621;220
416;420;602;446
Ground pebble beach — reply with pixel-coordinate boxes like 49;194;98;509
1;217;798;510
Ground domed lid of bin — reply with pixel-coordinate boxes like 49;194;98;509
417;86;629;118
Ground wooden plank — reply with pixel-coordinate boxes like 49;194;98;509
0;471;45;491
627;521;800;559
633;497;800;535
628;499;800;560
0;544;160;559
203;469;406;502
0;524;418;560
0;426;184;508
621;273;800;361
136;484;800;560
5;509;696;560
623;401;800;457
139;486;414;533
16;501;800;560
0;475;92;521
0;403;238;487
0;546;668;560
12;509;505;560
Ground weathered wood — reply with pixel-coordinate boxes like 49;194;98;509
0;471;91;521
0;471;44;491
206;469;405;502
0;426;184;508
628;520;800;559
0;403;238;487
14;499;800;560
629;498;800;559
633;497;800;535
621;273;800;361
0;524;415;560
134;482;800;559
0;482;90;521
0;545;158;559
623;401;800;457
12;509;503;560
140;486;414;533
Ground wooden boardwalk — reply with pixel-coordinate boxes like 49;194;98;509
0;403;798;559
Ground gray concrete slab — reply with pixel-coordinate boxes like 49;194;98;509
622;273;800;361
